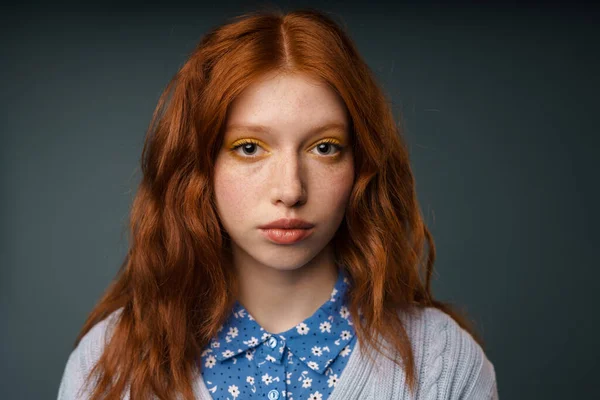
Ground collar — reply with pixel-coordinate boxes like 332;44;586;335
209;267;355;375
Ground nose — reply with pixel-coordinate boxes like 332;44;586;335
270;152;307;207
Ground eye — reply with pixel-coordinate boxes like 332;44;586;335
231;140;266;158
311;140;343;156
230;138;343;159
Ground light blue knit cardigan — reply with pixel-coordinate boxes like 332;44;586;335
58;306;498;399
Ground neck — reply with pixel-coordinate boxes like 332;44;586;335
232;243;339;334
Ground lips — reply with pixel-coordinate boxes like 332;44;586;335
258;218;315;229
258;218;315;244
259;227;314;244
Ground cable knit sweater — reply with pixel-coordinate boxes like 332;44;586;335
57;306;499;399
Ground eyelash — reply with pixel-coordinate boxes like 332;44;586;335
230;139;343;159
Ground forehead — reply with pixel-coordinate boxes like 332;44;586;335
226;72;348;131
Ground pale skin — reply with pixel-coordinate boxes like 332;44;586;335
213;71;355;334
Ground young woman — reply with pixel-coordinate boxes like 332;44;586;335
58;8;498;400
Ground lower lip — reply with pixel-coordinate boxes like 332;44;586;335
259;228;314;244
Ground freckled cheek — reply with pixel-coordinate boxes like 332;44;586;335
214;168;263;226
313;168;355;209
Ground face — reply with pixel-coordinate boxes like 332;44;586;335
213;71;354;272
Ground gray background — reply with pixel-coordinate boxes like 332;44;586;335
2;1;598;398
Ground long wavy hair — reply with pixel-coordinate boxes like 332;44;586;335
74;7;485;400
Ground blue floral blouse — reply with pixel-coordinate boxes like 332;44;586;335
198;268;357;400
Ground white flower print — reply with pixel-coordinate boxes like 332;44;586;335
228;384;240;398
307;361;319;371
244;336;259;346
297;370;310;382
228;327;239;338
340;345;351;357
308;391;323;400
340;330;352;340
339;306;350;319
330;288;338;302
319;321;332;333
266;355;276;363
221;349;234;358
296;322;310;335
200;348;212;357
261;332;271;341
311;346;323;356
246;376;255;385
302;377;312;388
286;371;292;384
262;373;273;385
245;349;254;361
210;340;220;348
204;355;216;368
327;374;339;387
236;309;246;318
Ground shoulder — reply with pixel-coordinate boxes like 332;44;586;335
400;306;499;399
74;308;123;365
57;308;123;400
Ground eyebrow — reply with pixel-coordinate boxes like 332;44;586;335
226;122;347;136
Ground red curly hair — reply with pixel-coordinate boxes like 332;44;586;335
74;7;485;400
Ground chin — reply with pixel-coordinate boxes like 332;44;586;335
243;242;320;270
258;251;316;270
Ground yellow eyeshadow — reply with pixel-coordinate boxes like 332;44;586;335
229;137;343;148
313;137;343;146
228;138;269;150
